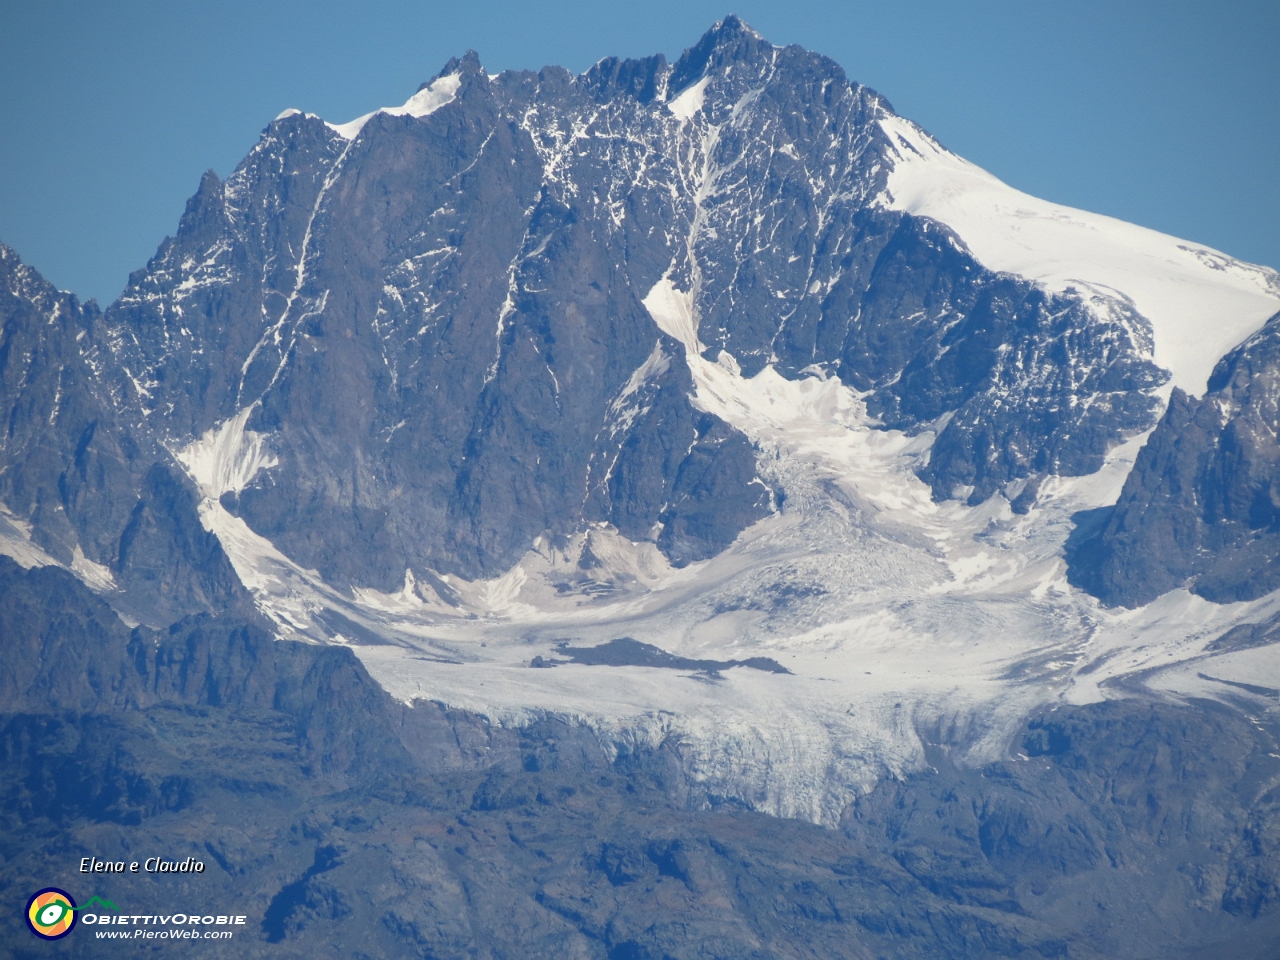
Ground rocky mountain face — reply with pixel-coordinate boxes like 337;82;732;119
3;17;1275;628
0;244;252;625
0;244;132;570
80;16;1163;590
1069;310;1280;606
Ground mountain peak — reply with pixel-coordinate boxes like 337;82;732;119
433;49;485;86
669;14;771;97
711;13;763;42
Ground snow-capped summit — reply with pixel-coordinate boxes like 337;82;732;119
877;113;1280;393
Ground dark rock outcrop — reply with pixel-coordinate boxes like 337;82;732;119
113;463;259;625
0;243;137;566
0;245;267;624
1069;311;1280;606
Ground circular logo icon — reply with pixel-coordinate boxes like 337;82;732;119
26;888;77;940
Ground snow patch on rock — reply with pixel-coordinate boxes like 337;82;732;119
176;405;277;499
327;73;462;140
668;76;711;121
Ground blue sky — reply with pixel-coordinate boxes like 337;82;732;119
1;0;1277;304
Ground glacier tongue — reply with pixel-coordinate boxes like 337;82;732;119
877;114;1280;394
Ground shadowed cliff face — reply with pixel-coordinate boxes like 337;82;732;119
1069;310;1280;607
2;558;1279;959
